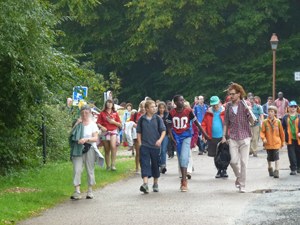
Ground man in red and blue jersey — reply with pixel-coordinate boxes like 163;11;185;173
167;95;208;192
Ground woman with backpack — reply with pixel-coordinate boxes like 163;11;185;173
202;96;226;178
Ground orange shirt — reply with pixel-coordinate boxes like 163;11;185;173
260;118;285;150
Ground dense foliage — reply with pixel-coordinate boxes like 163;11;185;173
59;0;300;105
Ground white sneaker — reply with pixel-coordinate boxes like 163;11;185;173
239;187;246;193
70;191;81;200
86;191;94;199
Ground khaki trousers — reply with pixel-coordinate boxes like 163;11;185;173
229;137;251;187
250;126;260;154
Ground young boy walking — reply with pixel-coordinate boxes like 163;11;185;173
260;106;285;178
167;95;208;192
137;100;166;194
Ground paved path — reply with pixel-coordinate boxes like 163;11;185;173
19;146;300;225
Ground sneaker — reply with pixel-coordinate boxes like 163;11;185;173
239;186;246;193
111;166;117;171
215;171;221;178
187;173;192;180
198;152;203;155
268;167;274;177
70;191;81;200
290;171;297;175
235;178;241;188
140;183;149;194
161;167;167;174
253;153;258;157
152;183;159;192
273;170;279;178
106;166;111;171
180;180;188;192
86;191;94;199
221;170;228;178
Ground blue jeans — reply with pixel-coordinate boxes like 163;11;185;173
160;136;169;167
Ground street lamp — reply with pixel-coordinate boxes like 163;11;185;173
270;33;279;101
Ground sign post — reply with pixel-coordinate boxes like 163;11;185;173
72;86;88;106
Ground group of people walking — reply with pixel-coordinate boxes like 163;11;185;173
69;82;300;199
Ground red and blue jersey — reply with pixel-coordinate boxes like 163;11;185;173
166;108;196;134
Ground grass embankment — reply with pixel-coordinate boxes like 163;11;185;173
0;153;134;225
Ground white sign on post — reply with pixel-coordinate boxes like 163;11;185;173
72;86;88;106
295;72;300;81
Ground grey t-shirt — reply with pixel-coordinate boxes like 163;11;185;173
136;114;166;149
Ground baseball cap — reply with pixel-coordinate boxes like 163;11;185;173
210;96;220;106
289;100;298;107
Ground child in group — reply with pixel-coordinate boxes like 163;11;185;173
123;109;137;156
137;100;166;194
260;105;285;178
167;95;208;192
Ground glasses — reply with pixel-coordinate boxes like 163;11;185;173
290;106;297;108
229;92;237;96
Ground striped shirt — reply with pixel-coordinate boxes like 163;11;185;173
225;101;252;140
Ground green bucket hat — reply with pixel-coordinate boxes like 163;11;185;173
210;96;220;106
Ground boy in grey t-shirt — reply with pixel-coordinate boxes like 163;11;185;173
137;100;166;193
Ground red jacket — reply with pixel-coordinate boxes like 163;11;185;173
202;106;225;139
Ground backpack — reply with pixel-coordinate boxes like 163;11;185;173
214;142;231;170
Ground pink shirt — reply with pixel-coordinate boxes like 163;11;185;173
274;98;289;119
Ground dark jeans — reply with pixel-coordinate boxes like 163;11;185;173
167;137;175;158
197;136;206;152
140;145;160;179
287;140;300;171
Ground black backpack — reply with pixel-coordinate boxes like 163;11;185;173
214;142;231;170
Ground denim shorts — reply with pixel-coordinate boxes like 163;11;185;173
140;145;160;178
178;137;191;168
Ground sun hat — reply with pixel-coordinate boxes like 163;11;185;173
289;100;298;107
210;96;220;106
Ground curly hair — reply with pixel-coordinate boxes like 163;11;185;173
227;83;246;99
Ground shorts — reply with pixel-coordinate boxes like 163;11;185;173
102;129;118;141
177;137;191;168
267;150;279;162
207;137;222;157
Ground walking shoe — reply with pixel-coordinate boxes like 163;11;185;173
221;170;228;178
215;170;221;178
273;170;279;178
268;167;274;177
106;166;111;171
253;153;258;157
239;186;246;193
86;191;94;199
152;183;159;192
290;171;297;175
140;183;149;194
111;166;117;171
161;167;167;174
187;173;192;180
198;152;204;155
180;180;188;192
70;191;81;200
235;178;241;188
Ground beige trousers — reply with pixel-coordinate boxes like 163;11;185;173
250;126;260;154
229;137;251;187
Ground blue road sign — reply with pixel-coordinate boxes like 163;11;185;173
72;86;88;105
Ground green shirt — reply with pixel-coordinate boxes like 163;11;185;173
289;115;297;140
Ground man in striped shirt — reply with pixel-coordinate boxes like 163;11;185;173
222;83;254;193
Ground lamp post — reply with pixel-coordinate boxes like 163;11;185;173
270;33;279;102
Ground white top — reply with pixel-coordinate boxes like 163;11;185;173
83;122;99;149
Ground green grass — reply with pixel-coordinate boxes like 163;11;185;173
0;155;135;225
